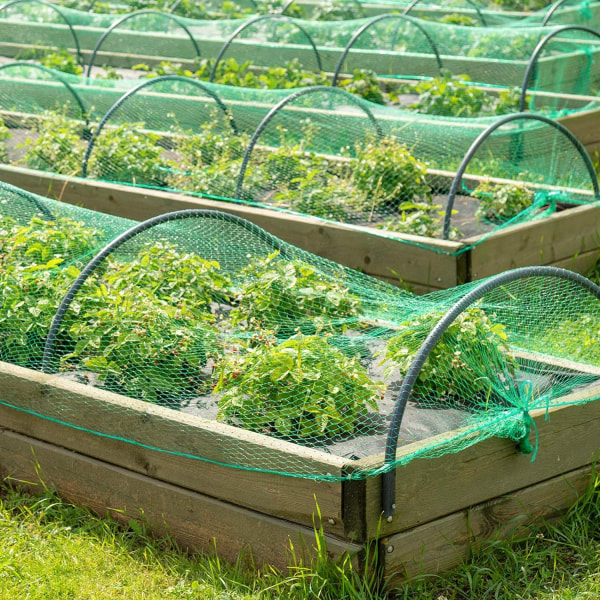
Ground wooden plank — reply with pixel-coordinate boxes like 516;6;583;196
0;360;348;535
0;164;463;291
551;247;600;273
383;463;594;583
0;428;363;571
465;202;600;280
515;348;600;378
558;108;600;158
358;385;600;539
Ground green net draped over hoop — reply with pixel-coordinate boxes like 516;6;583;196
2;182;600;482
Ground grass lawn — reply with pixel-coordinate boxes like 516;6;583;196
1;474;600;599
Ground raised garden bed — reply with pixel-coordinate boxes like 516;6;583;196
2;186;600;585
2;248;600;584
2;356;599;584
0;11;599;89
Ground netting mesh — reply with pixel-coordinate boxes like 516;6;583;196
0;2;599;89
0;68;596;244
7;0;596;27
2;183;600;480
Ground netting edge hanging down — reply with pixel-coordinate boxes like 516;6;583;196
380;264;600;520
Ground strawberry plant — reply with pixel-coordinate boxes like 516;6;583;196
230;251;361;336
376;200;449;238
87;123;169;187
473;180;535;222
61;242;232;404
0;214;104;368
16;48;83;75
352;138;431;215
21;110;85;176
382;307;515;404
214;333;382;439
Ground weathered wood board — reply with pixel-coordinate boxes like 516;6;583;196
0;428;364;571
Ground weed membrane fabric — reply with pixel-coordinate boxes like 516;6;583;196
2;183;600;479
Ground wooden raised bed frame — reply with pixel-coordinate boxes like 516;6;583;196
1;351;600;585
1;164;599;294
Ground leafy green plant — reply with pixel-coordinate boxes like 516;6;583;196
473;180;535;222
0;214;103;368
352;138;431;215
338;69;384;105
272;170;351;222
376;199;453;238
214;333;382;439
410;73;490;117
440;13;477;26
382;307;514;403
87;122;168;186
21;110;85;175
230;251;361;336
16;48;82;75
311;0;366;20
61;242;232;404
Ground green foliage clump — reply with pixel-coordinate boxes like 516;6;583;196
16;48;82;75
62;242;232;404
352;138;431;213
311;0;366;20
166;121;249;199
382;307;514;402
337;69;384;104
376;200;449;238
272;170;351;222
440;13;477;26
473;180;535;222
87;123;168;186
21;110;85;175
214;333;381;439
410;73;522;118
231;251;361;336
0;214;103;368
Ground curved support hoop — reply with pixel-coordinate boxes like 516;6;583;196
42;209;291;374
85;10;201;78
208;14;322;82
382;265;600;518
280;0;297;14
331;14;442;87
3;184;54;219
81;75;238;178
0;0;83;65
519;25;600;111
235;85;383;199
0;61;88;121
443;112;600;240
541;0;580;26
402;0;487;26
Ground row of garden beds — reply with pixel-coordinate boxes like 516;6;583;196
1;9;599;89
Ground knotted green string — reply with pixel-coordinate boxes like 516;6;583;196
515;380;550;462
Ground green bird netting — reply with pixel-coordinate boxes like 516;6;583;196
0;0;599;91
5;0;596;27
0;66;596;245
2;182;600;513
